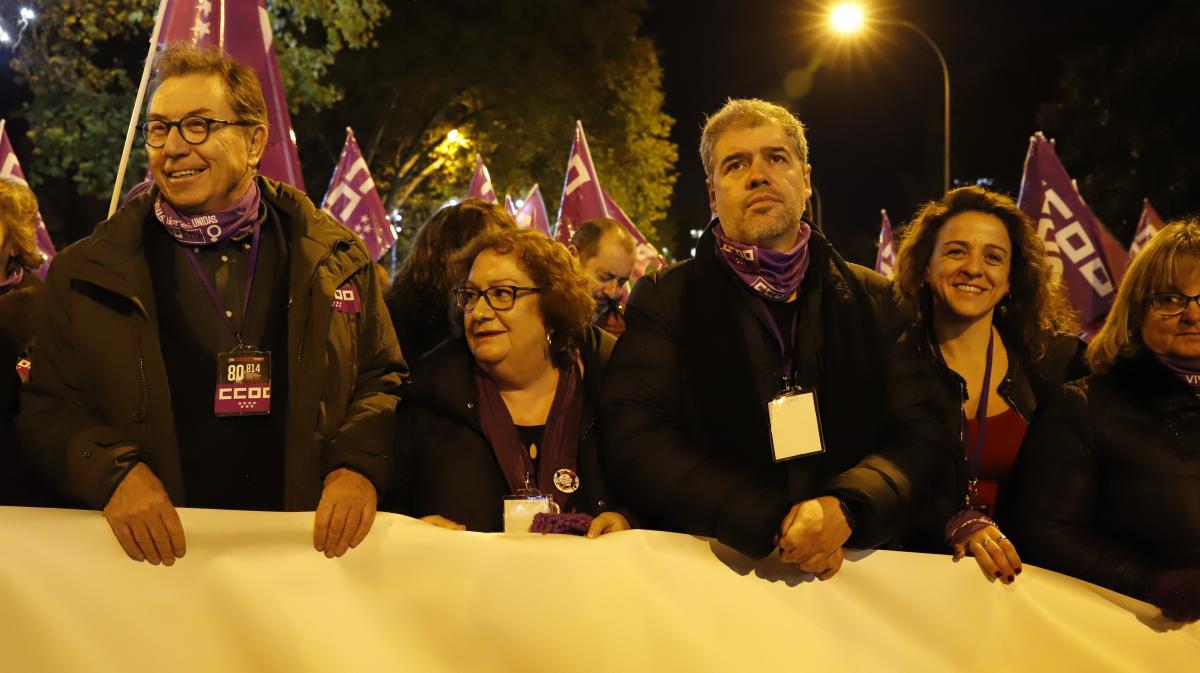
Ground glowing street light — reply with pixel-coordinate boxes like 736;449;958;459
830;4;863;34
826;5;951;194
20;7;36;21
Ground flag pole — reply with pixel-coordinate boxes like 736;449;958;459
107;0;169;218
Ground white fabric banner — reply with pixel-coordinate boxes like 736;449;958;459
0;506;1195;672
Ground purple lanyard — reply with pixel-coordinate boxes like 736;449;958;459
180;222;263;347
751;299;801;387
937;328;995;482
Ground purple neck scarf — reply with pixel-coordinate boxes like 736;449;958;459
713;222;811;302
474;363;584;509
1156;354;1200;399
153;182;262;246
0;265;23;294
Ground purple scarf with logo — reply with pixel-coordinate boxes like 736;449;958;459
713;222;811;301
0;266;23;294
1156;354;1200;399
153;182;262;246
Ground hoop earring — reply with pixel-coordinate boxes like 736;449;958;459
545;331;553;359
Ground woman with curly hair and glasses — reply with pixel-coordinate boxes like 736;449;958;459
892;186;1085;584
1009;219;1200;623
389;228;630;537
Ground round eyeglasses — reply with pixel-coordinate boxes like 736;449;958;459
453;286;542;312
1148;292;1200;317
139;116;256;148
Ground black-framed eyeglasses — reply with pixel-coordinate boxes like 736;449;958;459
1148;292;1200;317
139;116;256;148
453;285;542;312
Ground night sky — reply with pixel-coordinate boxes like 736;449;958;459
646;0;1170;264
0;1;1176;265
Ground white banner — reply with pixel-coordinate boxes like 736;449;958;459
0;507;1195;672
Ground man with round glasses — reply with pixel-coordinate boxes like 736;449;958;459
18;44;405;565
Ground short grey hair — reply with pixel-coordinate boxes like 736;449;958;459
700;98;809;180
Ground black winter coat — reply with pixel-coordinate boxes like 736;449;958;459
600;223;951;558
1007;350;1200;601
390;326;616;531
903;324;1087;552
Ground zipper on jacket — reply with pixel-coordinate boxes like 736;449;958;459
134;337;149;424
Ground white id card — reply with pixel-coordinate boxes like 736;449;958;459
767;389;825;462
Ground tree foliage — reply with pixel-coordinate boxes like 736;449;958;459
295;0;677;249
9;0;386;200
1038;1;1200;237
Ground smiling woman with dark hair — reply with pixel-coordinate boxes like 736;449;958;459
892;186;1085;584
390;229;630;536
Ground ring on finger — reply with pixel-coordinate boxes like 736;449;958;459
996;536;1008;543
979;538;991;546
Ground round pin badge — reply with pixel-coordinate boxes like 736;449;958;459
552;468;580;494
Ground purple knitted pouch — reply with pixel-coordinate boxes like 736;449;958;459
530;512;594;536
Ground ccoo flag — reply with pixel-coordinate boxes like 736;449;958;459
557;121;666;276
159;0;304;189
1131;199;1165;257
875;209;896;278
0;119;56;277
515;184;551;236
467;155;498;204
1016;133;1118;328
504;194;516;216
322;128;395;261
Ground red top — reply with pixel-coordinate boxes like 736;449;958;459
964;407;1029;512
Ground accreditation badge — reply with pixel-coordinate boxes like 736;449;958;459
767;387;825;462
214;349;271;416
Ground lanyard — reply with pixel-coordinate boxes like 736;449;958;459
936;328;995;499
180;221;263;347
751;298;801;387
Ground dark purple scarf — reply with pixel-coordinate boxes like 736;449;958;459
474;363;584;508
0;266;23;294
1156;354;1200;399
153;182;262;246
713;222;811;301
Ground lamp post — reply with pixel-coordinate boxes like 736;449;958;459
829;4;951;194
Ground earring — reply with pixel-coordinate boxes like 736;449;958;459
544;331;553;359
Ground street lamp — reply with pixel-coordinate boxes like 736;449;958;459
827;3;951;194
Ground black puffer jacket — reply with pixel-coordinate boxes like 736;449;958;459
1007;350;1200;600
601;222;950;558
902;323;1087;552
389;326;617;531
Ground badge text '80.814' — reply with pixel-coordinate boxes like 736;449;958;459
214;349;272;416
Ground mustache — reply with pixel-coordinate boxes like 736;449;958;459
743;189;784;209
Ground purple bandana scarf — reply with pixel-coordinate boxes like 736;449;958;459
0;266;23;294
1156;354;1200;399
153;182;262;246
713;222;811;301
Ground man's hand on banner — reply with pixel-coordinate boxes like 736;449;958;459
103;462;187;566
777;496;852;579
313;468;377;558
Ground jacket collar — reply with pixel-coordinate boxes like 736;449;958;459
1109;349;1200;414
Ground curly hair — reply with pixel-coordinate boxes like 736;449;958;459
453;229;595;370
387;200;515;347
0;177;46;273
1088;218;1200;372
893;186;1077;362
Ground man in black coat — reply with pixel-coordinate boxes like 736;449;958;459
601;99;948;578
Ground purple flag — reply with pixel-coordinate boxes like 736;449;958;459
515;184;551;236
158;0;304;189
1016;133;1117;328
321;128;395;261
875;209;896;278
504;194;516;216
1131;199;1165;257
467;155;498;204
557;121;666;277
556;121;611;245
0;119;55;278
